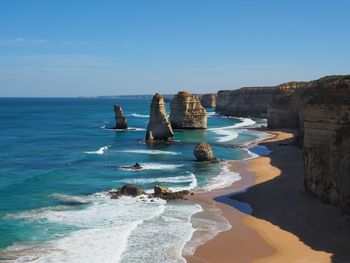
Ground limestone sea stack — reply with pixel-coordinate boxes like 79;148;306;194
170;91;207;129
194;142;218;162
114;104;128;129
201;93;217;108
145;93;174;143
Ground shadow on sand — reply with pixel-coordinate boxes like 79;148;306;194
215;132;350;263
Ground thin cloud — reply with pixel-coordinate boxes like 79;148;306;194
0;37;47;45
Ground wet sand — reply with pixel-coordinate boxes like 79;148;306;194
185;130;350;263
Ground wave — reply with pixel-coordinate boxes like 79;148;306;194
202;163;241;191
130;113;149;118
119;163;184;171
51;194;90;205
119;149;180;155
119;173;198;191
208;118;256;142
84;146;109;155
101;126;146;131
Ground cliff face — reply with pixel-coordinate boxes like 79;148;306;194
170;91;207;129
216;87;277;118
201;93;217;108
145;93;174;143
114;105;128;129
303;82;350;212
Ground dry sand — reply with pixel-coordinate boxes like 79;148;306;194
185;130;350;263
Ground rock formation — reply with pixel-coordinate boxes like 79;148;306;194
170;91;207;129
145;93;174;143
114;105;128;129
201;93;217;108
194;142;218;162
120;163;142;170
303;78;350;212
153;186;190;200
119;184;145;197
216;87;277;118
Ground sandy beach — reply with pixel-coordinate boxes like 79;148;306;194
185;130;350;263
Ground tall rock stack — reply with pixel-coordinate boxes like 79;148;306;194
303;77;350;212
145;93;174;143
201;93;217;108
114;105;128;129
170;91;207;129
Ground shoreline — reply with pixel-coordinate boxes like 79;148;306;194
184;129;349;262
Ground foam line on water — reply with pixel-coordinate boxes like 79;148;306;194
202;163;241;191
119;149;180;155
119;163;184;171
84;146;109;155
130;113;149;118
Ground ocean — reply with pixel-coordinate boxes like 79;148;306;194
0;97;269;262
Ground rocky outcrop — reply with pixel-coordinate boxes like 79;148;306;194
114;105;128;129
216;87;277;118
194;142;218;162
153;186;190;200
201;94;217;108
120;163;142;170
170;92;207;129
303;79;350;212
120;184;145;196
145;93;174;143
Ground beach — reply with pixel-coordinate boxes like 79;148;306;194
185;130;350;263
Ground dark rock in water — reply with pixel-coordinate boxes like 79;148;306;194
153;185;190;200
170;91;207;129
201;93;217;108
194;142;218;162
120;163;143;170
145;93;174;143
108;189;121;199
120;184;145;197
114;104;128;129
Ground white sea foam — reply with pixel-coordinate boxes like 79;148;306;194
208;118;256;142
120;163;184;171
101;126;146;132
131;113;149;118
51;194;89;205
207;112;217;118
120;149;180;155
84;146;109;155
3;194;168;263
203;164;241;191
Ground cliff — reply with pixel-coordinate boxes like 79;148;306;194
114;105;128;129
216;87;277;118
145;93;174;143
170;91;207;129
201;93;217;108
303;79;350;212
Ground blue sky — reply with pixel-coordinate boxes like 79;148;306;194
0;0;349;97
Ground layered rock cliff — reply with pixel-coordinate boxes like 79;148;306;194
216;87;277;118
303;78;350;212
170;91;207;129
114;105;128;129
201;93;217;108
145;93;174;143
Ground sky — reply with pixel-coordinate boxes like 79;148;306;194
0;0;349;97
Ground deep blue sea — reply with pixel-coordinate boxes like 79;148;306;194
0;97;268;262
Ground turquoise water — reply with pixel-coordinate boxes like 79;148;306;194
0;97;266;262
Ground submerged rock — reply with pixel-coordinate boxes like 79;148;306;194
145;93;174;143
108;189;121;199
201;93;217;108
119;184;145;197
170;91;207;129
153;186;190;200
120;163;143;170
194;142;218;162
114;105;128;129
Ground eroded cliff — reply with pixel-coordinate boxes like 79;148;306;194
201;93;217;108
303;79;350;212
216;87;277;118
